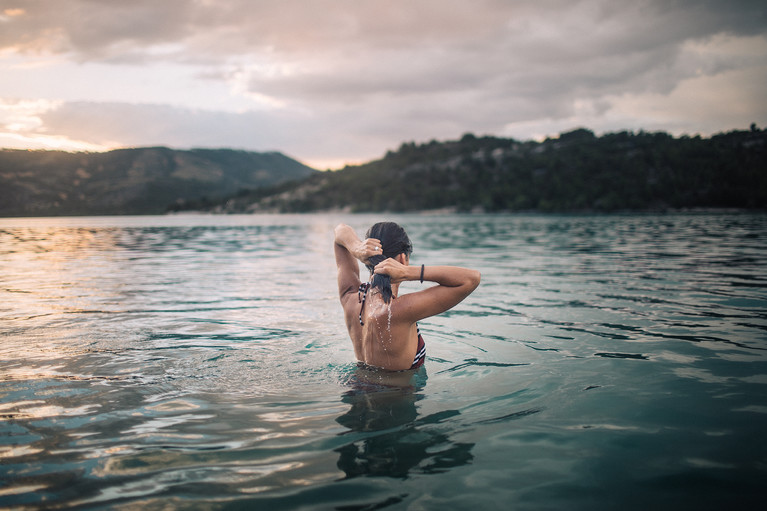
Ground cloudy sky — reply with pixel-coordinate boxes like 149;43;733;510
1;0;765;169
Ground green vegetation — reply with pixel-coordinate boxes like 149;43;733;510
2;127;765;217
0;147;316;216
213;126;767;213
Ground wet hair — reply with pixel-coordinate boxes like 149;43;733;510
365;222;413;303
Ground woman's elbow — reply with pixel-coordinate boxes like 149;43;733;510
334;223;350;242
468;270;481;291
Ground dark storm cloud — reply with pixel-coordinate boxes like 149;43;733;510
4;1;764;66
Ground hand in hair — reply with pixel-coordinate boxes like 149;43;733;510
373;257;411;285
334;224;382;265
354;237;382;265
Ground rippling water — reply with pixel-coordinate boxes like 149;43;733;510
1;213;766;510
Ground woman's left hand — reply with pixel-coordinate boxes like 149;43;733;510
354;237;382;264
373;257;411;284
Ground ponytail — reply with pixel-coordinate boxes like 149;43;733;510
366;254;393;303
364;222;413;304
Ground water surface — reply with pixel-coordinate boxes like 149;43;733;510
1;213;766;510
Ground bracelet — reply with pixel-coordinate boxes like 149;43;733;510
420;264;424;283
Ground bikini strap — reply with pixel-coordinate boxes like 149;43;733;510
358;282;371;325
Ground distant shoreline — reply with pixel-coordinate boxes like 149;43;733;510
2;206;762;222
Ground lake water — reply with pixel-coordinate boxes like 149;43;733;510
1;213;766;510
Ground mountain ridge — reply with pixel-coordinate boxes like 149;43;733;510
198;126;767;214
3;126;766;217
0;147;317;216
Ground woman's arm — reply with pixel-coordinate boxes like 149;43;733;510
374;259;480;322
334;224;381;299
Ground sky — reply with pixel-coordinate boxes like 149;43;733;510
0;0;765;169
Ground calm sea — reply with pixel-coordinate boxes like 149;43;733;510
1;213;765;510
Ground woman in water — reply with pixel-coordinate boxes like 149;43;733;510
334;222;480;371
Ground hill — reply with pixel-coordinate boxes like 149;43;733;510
204;126;767;214
0;147;317;216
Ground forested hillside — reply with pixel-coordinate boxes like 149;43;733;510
0;147;317;216
200;126;766;214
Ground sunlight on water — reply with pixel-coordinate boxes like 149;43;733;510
1;213;766;509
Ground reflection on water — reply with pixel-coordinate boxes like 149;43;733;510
336;366;474;480
1;213;766;509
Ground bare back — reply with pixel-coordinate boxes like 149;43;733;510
341;288;421;370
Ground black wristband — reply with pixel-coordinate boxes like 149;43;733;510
420;264;424;283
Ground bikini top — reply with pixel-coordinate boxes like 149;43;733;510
358;282;371;325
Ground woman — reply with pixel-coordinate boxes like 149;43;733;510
334;222;480;371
